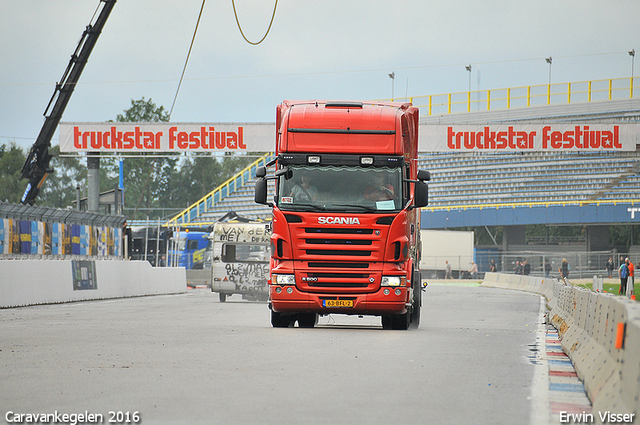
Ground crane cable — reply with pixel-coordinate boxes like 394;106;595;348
232;0;278;45
170;0;278;118
169;0;207;118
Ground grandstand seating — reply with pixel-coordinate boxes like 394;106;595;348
419;150;640;207
183;148;640;222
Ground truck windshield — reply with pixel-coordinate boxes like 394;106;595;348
277;165;402;212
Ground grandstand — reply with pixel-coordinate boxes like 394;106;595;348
420;96;640;208
168;79;640;226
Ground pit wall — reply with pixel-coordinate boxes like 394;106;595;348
482;273;640;421
0;259;186;308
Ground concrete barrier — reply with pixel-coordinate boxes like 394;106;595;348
0;259;186;308
481;272;640;420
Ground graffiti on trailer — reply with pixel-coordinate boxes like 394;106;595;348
224;262;270;293
216;225;270;244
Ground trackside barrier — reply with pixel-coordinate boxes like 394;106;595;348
481;272;640;421
0;259;186;308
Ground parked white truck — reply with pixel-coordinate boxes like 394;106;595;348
210;222;271;302
420;229;475;279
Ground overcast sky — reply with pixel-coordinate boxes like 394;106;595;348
1;0;639;150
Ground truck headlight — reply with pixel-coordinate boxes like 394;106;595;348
274;274;295;285
381;276;406;287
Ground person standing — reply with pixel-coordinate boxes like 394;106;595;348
468;262;478;280
523;260;531;276
489;259;497;273
606;258;614;279
445;261;453;280
560;258;569;280
544;259;552;278
619;260;629;296
513;260;522;275
626;258;635;298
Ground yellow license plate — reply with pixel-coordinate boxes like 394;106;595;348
323;299;354;308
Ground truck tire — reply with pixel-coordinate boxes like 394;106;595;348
410;270;421;329
271;311;294;328
382;313;409;330
381;315;393;330
297;313;318;328
392;312;410;330
219;293;227;303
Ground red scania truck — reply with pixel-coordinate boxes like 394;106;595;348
255;100;430;330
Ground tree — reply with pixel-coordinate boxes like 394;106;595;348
114;97;257;220
0;143;27;203
112;97;177;220
38;145;86;208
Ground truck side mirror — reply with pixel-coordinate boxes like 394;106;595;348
417;169;431;182
414;181;428;208
255;166;267;178
255;178;269;205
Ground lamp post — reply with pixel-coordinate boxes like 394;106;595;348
465;65;472;93
465;65;472;111
388;72;395;100
545;57;552;85
630;50;636;98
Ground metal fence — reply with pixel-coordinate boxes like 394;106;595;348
422;250;640;280
383;76;638;116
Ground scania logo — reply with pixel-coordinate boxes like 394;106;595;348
318;216;361;225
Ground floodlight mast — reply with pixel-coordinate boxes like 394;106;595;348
20;0;117;205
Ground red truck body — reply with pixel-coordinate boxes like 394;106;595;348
255;100;430;329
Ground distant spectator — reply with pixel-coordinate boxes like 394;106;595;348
445;261;453;279
523;260;531;276
626;258;635;298
489;259;497;273
513;260;522;275
560;258;569;279
606;258;614;279
544;260;552;278
468;262;478;279
619;260;629;296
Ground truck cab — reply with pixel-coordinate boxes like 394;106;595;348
168;231;209;269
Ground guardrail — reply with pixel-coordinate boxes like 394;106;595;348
166;152;276;226
482;272;640;417
385;76;638;116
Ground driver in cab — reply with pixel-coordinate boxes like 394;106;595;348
363;173;394;201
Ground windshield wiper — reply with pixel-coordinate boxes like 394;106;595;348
332;203;377;212
283;203;327;212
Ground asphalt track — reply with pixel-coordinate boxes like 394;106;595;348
1;284;546;425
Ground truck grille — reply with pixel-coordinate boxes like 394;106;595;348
306;249;371;256
289;218;391;293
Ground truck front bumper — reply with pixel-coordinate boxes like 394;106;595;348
269;284;410;316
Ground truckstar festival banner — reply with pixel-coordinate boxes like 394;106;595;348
60;122;639;153
420;124;640;152
59;122;274;153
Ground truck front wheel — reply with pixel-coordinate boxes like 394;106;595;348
297;313;318;328
410;270;422;329
382;313;410;330
271;311;295;328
